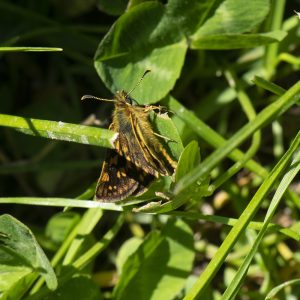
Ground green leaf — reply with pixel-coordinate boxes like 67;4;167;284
164;0;211;36
150;111;184;160
190;0;279;50
97;0;128;16
94;1;190;103
44;276;103;300
0;269;36;300
175;141;200;182
191;30;287;49
125;177;172;204
96;0;273;83
194;0;270;36
116;237;143;273
113;218;194;300
0;214;57;297
0;114;116;149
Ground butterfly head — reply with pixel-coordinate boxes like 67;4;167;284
81;70;150;106
115;90;138;105
114;70;151;106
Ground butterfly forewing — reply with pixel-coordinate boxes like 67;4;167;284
131;108;177;175
112;105;160;177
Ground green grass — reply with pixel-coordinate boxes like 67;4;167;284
0;1;300;300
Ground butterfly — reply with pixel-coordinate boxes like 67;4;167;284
82;72;177;202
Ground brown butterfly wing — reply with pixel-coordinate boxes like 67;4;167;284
95;150;139;202
131;116;169;175
129;110;177;176
95;147;155;202
113;110;160;177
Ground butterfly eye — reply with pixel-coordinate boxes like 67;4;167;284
125;95;133;105
127;95;140;106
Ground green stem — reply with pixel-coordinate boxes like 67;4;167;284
264;0;286;78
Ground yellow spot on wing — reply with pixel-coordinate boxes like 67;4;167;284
122;144;128;153
120;168;127;177
115;139;120;150
101;173;109;182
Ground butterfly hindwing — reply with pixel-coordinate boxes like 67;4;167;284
96;150;138;202
95;147;155;202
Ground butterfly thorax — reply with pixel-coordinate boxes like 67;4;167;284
113;90;148;128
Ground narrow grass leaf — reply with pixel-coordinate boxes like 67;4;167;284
0;197;123;211
253;76;286;96
191;31;287;49
0;114;116;148
266;279;300;300
0;47;63;52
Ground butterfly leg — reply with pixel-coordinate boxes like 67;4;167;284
144;105;167;113
153;132;174;142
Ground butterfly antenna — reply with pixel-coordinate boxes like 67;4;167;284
81;95;116;103
126;69;151;97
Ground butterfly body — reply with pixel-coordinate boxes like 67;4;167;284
95;90;177;202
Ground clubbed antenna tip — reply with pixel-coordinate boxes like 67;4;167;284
81;95;116;103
